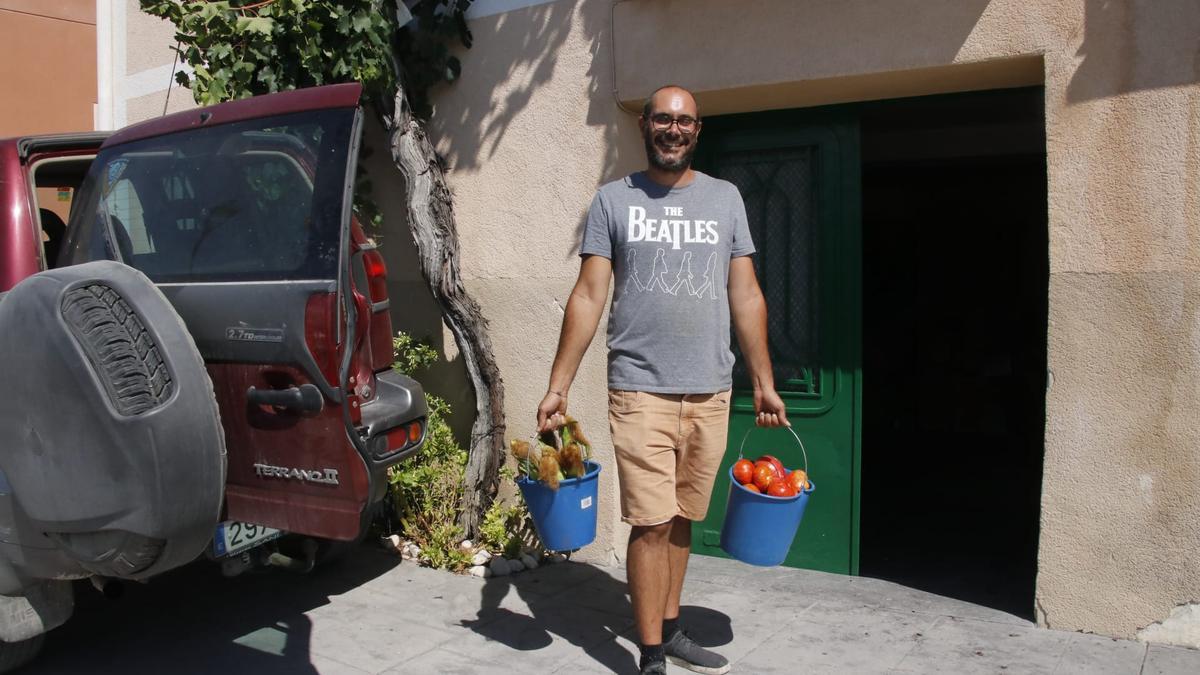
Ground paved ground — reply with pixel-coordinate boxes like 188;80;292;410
27;546;1200;674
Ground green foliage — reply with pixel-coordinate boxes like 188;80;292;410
383;333;533;568
391;331;440;376
478;467;531;559
139;0;473;117
141;0;395;104
384;333;470;569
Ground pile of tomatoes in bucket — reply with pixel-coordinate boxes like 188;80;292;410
732;454;810;498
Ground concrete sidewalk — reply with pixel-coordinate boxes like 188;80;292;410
30;547;1200;674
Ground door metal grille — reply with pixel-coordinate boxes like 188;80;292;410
713;147;820;395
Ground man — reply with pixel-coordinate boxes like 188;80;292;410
537;85;788;675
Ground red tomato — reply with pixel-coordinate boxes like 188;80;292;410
787;470;809;493
744;483;761;493
753;460;777;481
767;481;795;498
732;459;755;485
756;455;786;479
752;464;775;492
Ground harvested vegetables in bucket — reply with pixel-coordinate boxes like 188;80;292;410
511;416;601;552
720;426;815;567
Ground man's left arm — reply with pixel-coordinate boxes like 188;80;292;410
728;256;789;427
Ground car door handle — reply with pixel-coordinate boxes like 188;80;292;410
246;384;324;414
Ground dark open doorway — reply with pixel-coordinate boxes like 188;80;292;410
858;87;1048;619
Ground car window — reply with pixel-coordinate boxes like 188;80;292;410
60;109;355;283
106;178;154;254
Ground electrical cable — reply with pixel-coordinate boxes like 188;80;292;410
163;41;180;116
610;0;640;116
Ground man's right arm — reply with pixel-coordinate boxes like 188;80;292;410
536;254;612;431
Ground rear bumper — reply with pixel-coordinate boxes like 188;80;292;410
358;369;429;500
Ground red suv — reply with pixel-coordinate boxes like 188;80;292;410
0;83;425;667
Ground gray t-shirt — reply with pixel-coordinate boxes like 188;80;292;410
580;171;755;394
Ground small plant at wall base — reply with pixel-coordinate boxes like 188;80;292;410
382;334;534;572
477;466;536;560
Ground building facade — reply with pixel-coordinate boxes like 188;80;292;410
103;0;1200;644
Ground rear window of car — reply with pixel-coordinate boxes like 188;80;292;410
60;109;355;283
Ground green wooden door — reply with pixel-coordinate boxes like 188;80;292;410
693;112;862;574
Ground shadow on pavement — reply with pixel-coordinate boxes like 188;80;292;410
28;545;400;675
460;562;732;674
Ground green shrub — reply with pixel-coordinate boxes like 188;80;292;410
383;333;531;571
478;467;533;560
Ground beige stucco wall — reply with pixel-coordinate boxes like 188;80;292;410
425;0;646;568
425;0;1200;641
100;0;196;130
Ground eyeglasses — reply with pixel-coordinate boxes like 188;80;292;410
645;113;700;133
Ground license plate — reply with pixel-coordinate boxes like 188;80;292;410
213;520;281;557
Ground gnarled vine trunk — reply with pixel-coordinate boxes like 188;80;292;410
386;83;505;538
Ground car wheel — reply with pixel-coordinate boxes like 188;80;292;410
0;261;227;582
0;634;44;674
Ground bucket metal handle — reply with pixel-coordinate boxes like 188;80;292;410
737;424;809;475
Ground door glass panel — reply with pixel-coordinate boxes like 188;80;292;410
62;109;354;283
713;147;820;394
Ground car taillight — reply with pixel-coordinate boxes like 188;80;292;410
380;418;425;460
363;249;388;304
304;292;339;386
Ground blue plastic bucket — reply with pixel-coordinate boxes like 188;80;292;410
719;425;815;566
720;469;814;566
517;460;601;552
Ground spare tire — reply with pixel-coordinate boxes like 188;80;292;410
0;261;226;582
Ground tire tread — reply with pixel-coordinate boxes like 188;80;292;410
61;284;174;416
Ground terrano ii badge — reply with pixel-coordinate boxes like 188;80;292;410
253;463;340;485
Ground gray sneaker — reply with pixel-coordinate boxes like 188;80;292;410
664;629;731;675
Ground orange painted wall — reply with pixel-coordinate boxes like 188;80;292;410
0;0;97;138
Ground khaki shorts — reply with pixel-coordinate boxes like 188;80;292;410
608;389;731;526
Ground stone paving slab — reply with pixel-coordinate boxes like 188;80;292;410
1144;644;1200;674
1053;631;1149;674
23;545;1200;674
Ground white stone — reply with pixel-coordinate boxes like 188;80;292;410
508;558;525;572
471;550;492;566
459;539;474;551
1138;603;1200;649
468;564;492;578
520;554;539;570
382;534;402;550
489;557;511;576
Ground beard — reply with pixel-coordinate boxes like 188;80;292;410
643;127;696;172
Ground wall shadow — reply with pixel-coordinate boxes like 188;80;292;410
1067;0;1200;103
362;115;477;441
611;0;991;108
363;0;638;441
579;0;644;254
433;0;576;172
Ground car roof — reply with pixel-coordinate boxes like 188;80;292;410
104;82;364;149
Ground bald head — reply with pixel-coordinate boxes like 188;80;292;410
642;85;700;120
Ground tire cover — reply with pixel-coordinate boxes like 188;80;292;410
0;261;226;579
